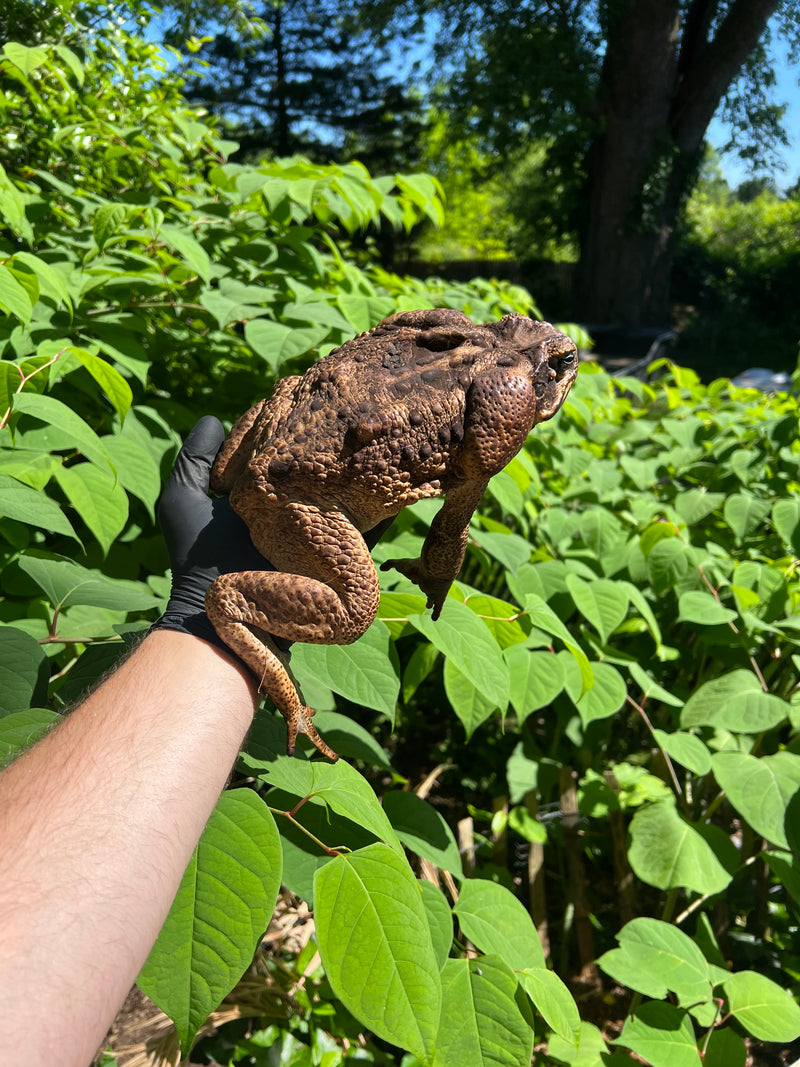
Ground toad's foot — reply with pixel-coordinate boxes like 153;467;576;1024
285;702;339;761
381;557;452;620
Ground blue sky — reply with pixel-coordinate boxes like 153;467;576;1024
708;48;800;191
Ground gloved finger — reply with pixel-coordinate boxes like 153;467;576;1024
164;416;225;496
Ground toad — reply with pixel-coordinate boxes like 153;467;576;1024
205;308;578;759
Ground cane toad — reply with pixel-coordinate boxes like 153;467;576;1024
205;308;578;759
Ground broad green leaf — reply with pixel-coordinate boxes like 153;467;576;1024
675;488;725;525
562;655;626;725
652;729;711;776
419;880;453;970
711;751;800;849
703;1027;746;1067
159;225;212;281
244;319;328;371
336;294;396;333
724;493;771;543
646;537;692;594
453;878;545;971
463;593;529;648
138;790;282;1054
17;551;158;612
628;663;682;707
677;590;736;626
443;659;498;739
290;620;400;721
409;598;509;710
523;594;593;694
0;263;33;323
628;800;736;894
0;471;78;539
309;709;392;768
470;529;531;572
521;968;580;1046
53;43;84;84
508;805;547;843
681;670;790;733
93;204;128;251
566;575;629;643
314;843;441;1063
0;707;58;761
71;349;133;423
251;753;403;854
3;42;49;73
383;790;463;879
12;391;112;472
433;957;533;1067
55;464;128;556
11;252;72;309
102;435;161;519
773;498;800;552
0;628;48;718
597;918;712;1008
504;647;564;723
548;1021;619;1067
615;1001;698;1067
722;970;800;1042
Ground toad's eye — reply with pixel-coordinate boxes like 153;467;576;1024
553;351;576;377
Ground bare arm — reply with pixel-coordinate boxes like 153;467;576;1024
0;630;258;1067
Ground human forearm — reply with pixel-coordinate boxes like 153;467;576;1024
0;629;258;1067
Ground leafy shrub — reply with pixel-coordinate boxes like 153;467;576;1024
2;27;800;1067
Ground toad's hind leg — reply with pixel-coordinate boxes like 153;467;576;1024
205;503;380;759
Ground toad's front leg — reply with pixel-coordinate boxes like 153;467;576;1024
205;503;380;760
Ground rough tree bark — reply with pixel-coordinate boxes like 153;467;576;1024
574;0;780;325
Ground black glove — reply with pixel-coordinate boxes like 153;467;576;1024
151;415;276;656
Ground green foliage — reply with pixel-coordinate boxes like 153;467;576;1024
675;178;800;375
3;19;800;1067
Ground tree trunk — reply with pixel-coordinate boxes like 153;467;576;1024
574;0;779;326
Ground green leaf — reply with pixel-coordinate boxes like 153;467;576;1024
677;590;736;626
628;800;736;894
0;707;58;761
92;204;128;251
159;225;212;281
597;918;712;1007
0;471;78;540
138;790;282;1054
0;627;49;718
443;658;498;739
290;620;400;721
383;790;463;879
547;1020;621;1067
55;464;128;556
244;319;328;371
615;1001;698;1067
0;263;33;323
309;709;392;768
565;575;629;643
520;968;580;1046
711;751;800;849
723;493;771;543
773;498;800;552
504;647;564;723
703;1027;746;1067
646;538;692;594
433;957;533;1067
652;729;711;776
419;880;453;971
681;670;790;733
102;435;161;520
562;655;626;726
12;391;112;472
453;878;545;971
523;594;593;694
250;753;403;854
722;969;800;1042
11;252;72;309
409;598;509;710
17;551;158;612
3;42;49;74
314;842;441;1063
674;488;725;525
71;349;133;424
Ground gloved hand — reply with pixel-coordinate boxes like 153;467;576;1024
151;415;275;657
